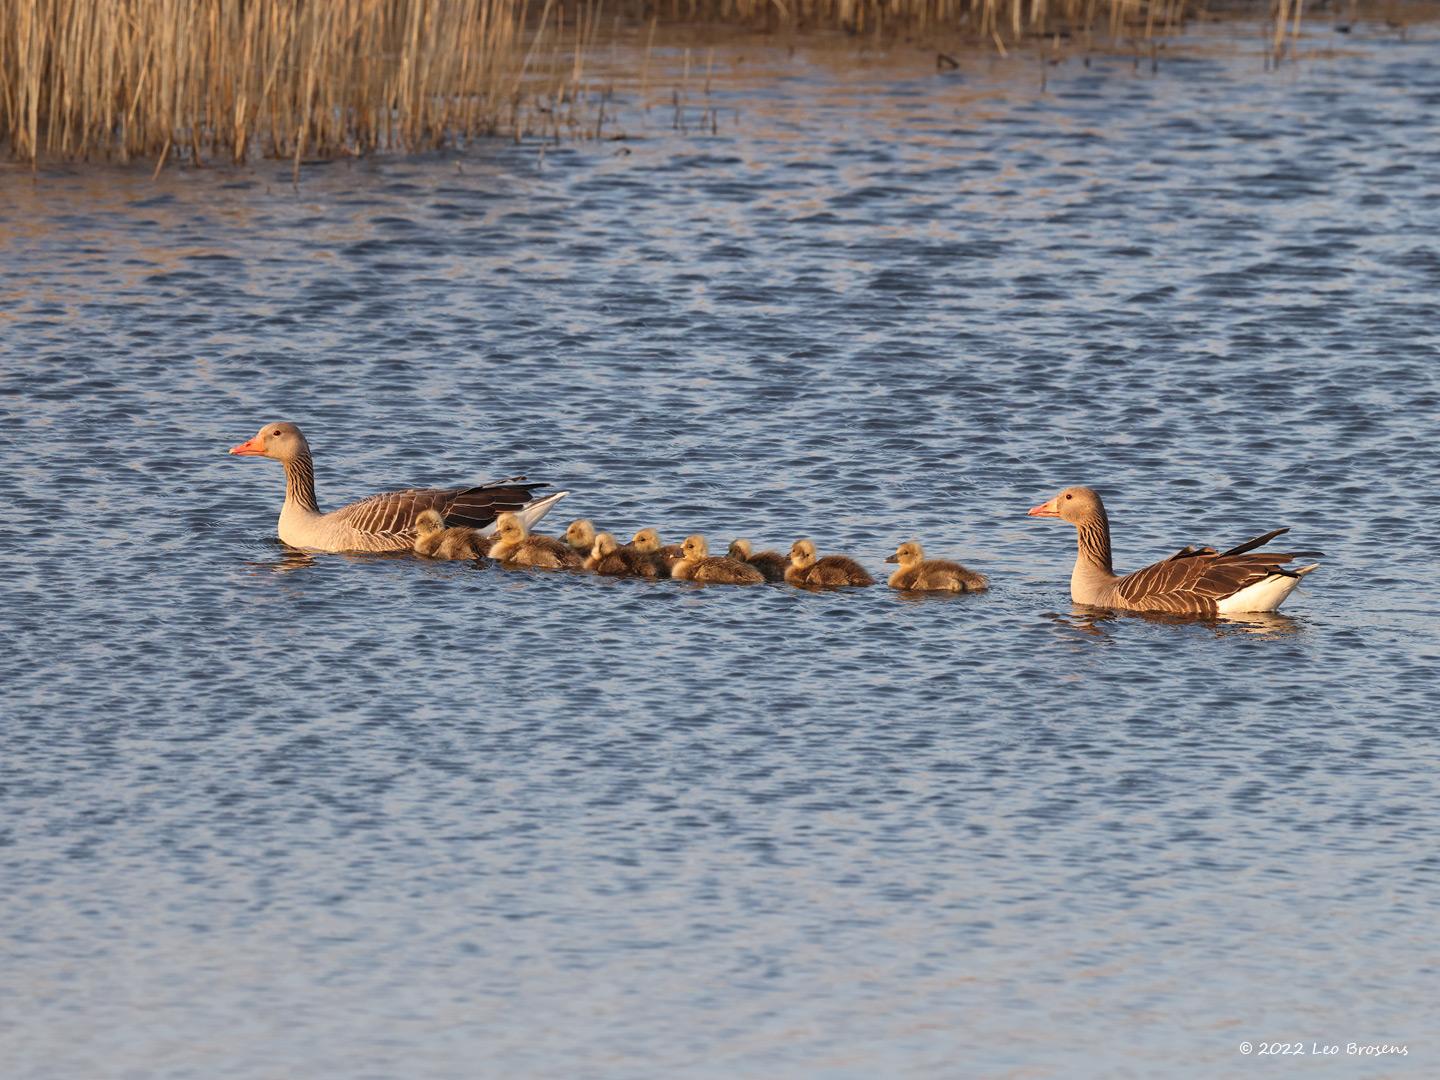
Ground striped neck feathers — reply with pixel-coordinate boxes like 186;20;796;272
1074;507;1114;577
283;451;320;514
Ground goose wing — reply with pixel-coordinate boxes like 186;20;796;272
1118;532;1322;617
329;477;549;539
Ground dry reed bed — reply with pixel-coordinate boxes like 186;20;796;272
0;0;1405;165
1;0;604;165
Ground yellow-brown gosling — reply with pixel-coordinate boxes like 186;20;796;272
586;532;662;578
564;518;597;555
413;509;492;560
726;538;788;583
786;538;875;588
626;528;685;575
489;512;585;570
885;541;988;593
672;535;765;584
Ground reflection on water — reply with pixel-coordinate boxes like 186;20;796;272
1049;604;1304;638
3;23;1439;1080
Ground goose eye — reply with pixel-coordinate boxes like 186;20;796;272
1065;494;1072;500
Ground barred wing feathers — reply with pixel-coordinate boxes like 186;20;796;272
329;477;548;544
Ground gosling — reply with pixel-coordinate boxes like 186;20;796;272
413;509;491;560
727;538;788;583
489;512;585;570
626;528;685;575
786;538;875;588
885;541;988;593
564;518;597;555
586;532;661;578
671;535;765;584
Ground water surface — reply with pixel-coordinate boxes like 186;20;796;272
3;24;1438;1078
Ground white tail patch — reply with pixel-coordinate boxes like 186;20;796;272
480;490;568;536
1216;564;1318;614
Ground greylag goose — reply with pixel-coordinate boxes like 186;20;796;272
413;509;492;560
1027;486;1320;615
626;528;685;575
671;536;765;584
229;422;565;553
785;539;874;588
565;519;597;555
489;512;585;570
585;532;662;578
726;539;788;583
886;541;988;593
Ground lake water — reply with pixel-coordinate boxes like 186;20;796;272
3;21;1438;1078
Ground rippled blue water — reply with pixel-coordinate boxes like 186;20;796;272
3;23;1439;1078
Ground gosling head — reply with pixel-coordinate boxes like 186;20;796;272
789;538;817;569
415;509;446;537
494;512;527;543
886;541;924;567
727;538;753;560
630;528;662;553
681;535;709;561
566;519;596;549
590;532;618;559
228;421;310;463
1028;485;1108;528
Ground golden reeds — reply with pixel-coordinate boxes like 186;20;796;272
7;0;1370;165
1;0;600;165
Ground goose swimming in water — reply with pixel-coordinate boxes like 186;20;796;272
228;422;564;553
785;539;874;588
1027;485;1320;615
726;538;788;583
626;528;685;575
413;509;492;560
671;536;765;584
489;512;585;570
585;532;662;578
885;541;988;593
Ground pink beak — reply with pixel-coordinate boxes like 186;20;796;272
229;436;265;456
1028;497;1061;518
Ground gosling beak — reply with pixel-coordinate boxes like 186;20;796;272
884;553;899;563
1027;496;1061;518
229;436;265;456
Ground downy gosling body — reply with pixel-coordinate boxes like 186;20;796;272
672;535;765;584
885;541;988;592
786;539;875;588
586;532;662;578
489;512;585;570
413;509;492;560
727;538;788;583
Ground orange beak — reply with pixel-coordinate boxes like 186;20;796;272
1027;496;1061;518
229;436;266;456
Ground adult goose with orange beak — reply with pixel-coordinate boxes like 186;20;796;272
1027;486;1320;616
229;422;566;553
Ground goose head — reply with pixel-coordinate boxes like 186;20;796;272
590;532;619;559
1028;486;1107;526
681;535;709;561
630;528;662;553
494;512;527;544
229;421;309;462
727;538;753;560
886;541;924;566
566;519;596;550
415;509;446;537
789;539;817;570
